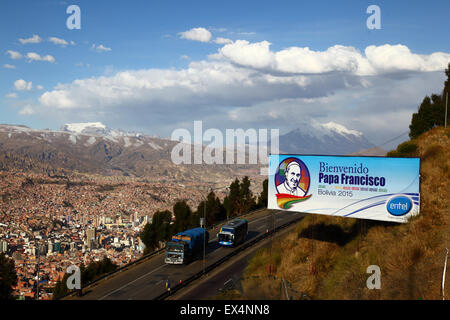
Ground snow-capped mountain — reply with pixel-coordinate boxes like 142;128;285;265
0;123;260;181
61;122;144;138
277;121;375;155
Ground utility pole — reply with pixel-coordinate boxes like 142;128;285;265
271;210;274;269
203;195;207;275
282;278;290;300
442;248;448;300
445;91;448;128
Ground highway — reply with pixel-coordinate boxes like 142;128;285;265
72;209;304;300
170;216;303;300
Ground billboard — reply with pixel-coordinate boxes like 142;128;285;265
268;155;420;223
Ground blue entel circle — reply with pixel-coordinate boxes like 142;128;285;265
387;196;412;216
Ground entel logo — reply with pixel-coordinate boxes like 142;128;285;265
386;196;412;216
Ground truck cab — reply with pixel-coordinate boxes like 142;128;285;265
165;241;188;264
164;227;209;265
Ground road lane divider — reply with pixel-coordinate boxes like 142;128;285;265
153;212;304;300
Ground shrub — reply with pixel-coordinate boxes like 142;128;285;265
397;141;418;156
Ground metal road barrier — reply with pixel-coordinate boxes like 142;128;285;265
153;213;304;300
58;207;268;299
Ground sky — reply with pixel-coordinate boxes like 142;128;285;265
1;0;449;149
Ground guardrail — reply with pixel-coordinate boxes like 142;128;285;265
153;213;304;300
58;207;268;299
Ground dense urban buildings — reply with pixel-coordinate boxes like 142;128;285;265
0;170;261;299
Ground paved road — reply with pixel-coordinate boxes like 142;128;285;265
170;219;303;300
73;209;303;300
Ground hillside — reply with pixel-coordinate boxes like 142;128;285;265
0;124;262;185
277;121;375;155
348;146;387;156
217;126;449;300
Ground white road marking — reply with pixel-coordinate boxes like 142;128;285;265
99;264;166;300
126;278;166;299
98;210;288;300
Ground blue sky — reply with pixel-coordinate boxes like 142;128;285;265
1;0;449;148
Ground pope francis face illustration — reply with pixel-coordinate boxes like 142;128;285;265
276;162;306;196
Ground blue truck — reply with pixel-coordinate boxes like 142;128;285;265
164;227;209;264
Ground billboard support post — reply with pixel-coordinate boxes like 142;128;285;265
310;215;315;275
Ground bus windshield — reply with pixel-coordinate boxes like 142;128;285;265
219;233;233;243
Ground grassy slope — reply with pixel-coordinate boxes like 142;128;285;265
216;126;449;300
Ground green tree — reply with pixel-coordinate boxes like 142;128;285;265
197;191;226;225
53;258;117;299
409;63;450;138
189;209;201;229
0;253;18;300
173;200;192;233
210;192;226;223
223;177;256;217
52;273;70;299
140;222;157;253
223;178;241;218
83;257;117;283
140;210;172;253
257;179;268;208
239;176;256;214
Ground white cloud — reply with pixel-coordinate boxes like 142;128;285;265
37;85;44;90
217;41;450;76
48;37;68;47
70;41;76;46
35;40;449;144
92;44;112;52
219;40;275;69
214;37;233;45
19;105;35;115
14;79;33;91
26;52;56;63
209;27;227;33
180;55;190;60
179;27;212;42
229;31;256;36
6;50;22;59
5;93;18;98
364;44;450;73
38;60;258;110
19;34;42;44
75;62;90;68
3;64;16;69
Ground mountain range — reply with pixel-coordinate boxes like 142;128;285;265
0;123;260;186
0;122;385;180
277;121;380;155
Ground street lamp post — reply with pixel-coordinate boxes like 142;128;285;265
200;185;229;275
203;198;206;275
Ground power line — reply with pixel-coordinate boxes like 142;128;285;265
375;131;409;148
